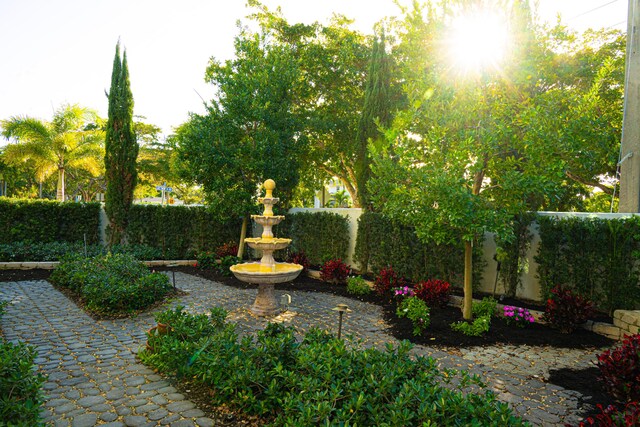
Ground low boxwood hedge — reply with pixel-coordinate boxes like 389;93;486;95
49;253;172;315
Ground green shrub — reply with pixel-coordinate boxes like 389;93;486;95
50;253;171;315
0;341;46;425
0;304;45;426
397;296;431;336
140;307;527;426
275;211;349;265
196;251;217;270
472;296;498;318
215;256;241;276
451;297;497;337
0;241;165;262
346;276;371;296
0;198;100;244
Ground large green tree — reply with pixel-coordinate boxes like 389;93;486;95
370;0;623;319
0;104;104;201
105;42;138;245
175;10;308;255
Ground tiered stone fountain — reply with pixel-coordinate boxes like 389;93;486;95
230;179;303;316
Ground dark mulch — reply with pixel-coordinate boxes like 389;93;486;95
0;266;623;422
0;268;52;282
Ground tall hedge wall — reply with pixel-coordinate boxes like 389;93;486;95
275;211;350;266
354;212;485;287
535;215;640;312
0;198;100;244
125;205;242;259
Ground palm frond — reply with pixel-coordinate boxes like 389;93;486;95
1;117;51;142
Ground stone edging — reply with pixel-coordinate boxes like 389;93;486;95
0;260;197;270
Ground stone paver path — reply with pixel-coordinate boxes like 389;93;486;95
1;272;607;426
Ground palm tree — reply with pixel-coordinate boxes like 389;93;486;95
0;104;104;200
330;189;352;208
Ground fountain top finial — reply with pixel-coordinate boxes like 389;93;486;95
263;179;276;198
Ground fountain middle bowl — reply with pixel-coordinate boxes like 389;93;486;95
230;262;303;284
244;237;291;251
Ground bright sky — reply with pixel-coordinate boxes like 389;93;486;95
0;0;629;139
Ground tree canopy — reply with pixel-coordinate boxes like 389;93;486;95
0;104;104;201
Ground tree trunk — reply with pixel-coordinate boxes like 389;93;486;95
56;167;65;201
463;239;473;320
237;214;249;259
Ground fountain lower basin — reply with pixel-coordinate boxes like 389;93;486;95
230;262;302;284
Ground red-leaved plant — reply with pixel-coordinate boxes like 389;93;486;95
578;402;640;427
286;251;310;273
414;279;451;308
320;259;350;284
215;242;239;258
597;333;640;403
374;266;406;296
542;286;595;333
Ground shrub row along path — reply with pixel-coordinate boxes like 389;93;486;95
1;272;601;426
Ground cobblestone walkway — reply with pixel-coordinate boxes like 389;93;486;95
0;273;605;426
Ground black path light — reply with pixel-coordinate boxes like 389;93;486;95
332;303;352;339
167;263;178;291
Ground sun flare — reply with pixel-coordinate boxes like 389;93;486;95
446;10;509;74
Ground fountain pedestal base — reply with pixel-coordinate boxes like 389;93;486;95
250;283;280;316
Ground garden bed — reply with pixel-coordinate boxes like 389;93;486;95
0;266;620;423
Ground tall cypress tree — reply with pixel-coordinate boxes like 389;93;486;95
105;42;138;245
355;31;392;210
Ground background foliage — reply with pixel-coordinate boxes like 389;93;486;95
126;205;242;259
0;199;100;244
275;211;349;265
535;215;640;313
354;212;484;287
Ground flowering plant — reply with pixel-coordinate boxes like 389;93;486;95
392;286;415;299
374;266;406;296
503;306;535;328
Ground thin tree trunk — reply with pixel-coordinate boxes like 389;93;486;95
463;240;473;320
237;214;249;259
56;168;65;201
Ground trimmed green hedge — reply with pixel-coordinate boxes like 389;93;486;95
354;212;485;287
0;198;100;244
125;205;242;259
535;215;640;312
275;211;350;266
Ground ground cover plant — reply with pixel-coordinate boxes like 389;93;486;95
0;301;45;426
140;306;527;426
48;253;172;316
